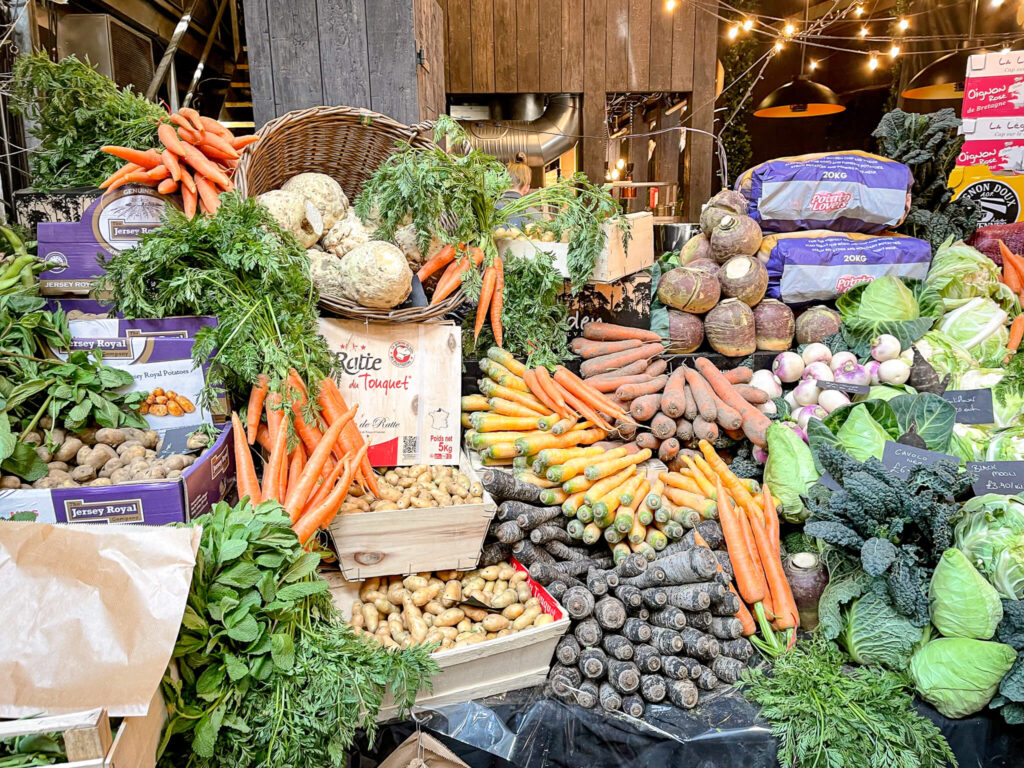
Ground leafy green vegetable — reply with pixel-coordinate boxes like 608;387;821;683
910;637;1016;718
97;194;337;405
741;636;956;768
914;330;976;379
873;108;981;252
926;238;1018;310
839;582;923;669
954;494;1024;600
929;548;1003;639
764;422;818;522
985;426;1024;463
804;444;974;625
10;53;163;192
938;297;1010;367
837;277;944;355
461;248;571;368
159;499;436;768
356;116;625;290
0;731;66;768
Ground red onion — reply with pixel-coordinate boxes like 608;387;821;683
834;360;871;387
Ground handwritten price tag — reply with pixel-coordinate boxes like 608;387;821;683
967;461;1024;495
817;380;870;396
942;389;995;425
882;442;958;480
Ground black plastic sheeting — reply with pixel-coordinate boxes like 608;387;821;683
351;686;1024;768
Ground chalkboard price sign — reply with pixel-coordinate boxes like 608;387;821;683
817;380;870;396
967;461;1024;496
881;442;958;480
941;389;995;425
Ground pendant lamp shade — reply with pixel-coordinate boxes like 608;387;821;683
902;49;987;100
754;76;846;118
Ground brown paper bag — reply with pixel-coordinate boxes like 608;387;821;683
377;731;471;768
0;521;200;717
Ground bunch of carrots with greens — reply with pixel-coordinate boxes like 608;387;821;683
417;245;505;346
232;369;379;545
99;106;258;218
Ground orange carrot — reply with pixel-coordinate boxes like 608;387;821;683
699;440;762;524
202;131;240;159
286;445;306;501
1000;241;1024;292
417;244;457;282
169;113;195;133
230;134;260;150
265;391;284;443
246;375;270;444
232;412;262;504
99;162;141;189
695;530;756;636
475;264;498;342
286;372;324;457
177;126;203;144
582;322;662;342
262;410;288;503
179;167;197;194
533;366;573;418
319;379;379;496
106;171;157;191
522;368;562;417
552;366;628;421
302;453;347;515
158;122;187;156
179;142;233;189
178;106;205;133
748;511;798;629
147;164;171;181
694;357;770;447
161;149;182;182
194;174;221;214
157;178;178;195
254;423;273;452
284;414;350;518
293;451;363;543
490;256;504;347
762;482;780;555
101;146;162;168
431;248;484;305
199;115;233;137
716;476;765;605
549;380;614;432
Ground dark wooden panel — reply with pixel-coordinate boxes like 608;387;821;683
241;0;276;126
516;0;540;91
655;106;680;209
415;0;446;121
471;0;496;91
684;0;718;220
366;1;419;124
493;0;517;92
447;0;473;92
605;0;628;92
581;0;607;183
627;0;650;91
670;0;694;91
561;0;584;91
318;0;371;110
539;0;561;92
627;111;648;212
266;0;323;116
437;0;450;90
648;0;673;91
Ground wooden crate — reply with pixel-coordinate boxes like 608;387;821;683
326;558;568;719
328;455;497;580
0;690;164;768
497;212;655;284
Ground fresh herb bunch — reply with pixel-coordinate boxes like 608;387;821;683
356;115;626;289
873;109;980;251
159;499;436;768
462;249;571;368
0;732;66;768
9;53;164;191
742;636;957;768
803;443;974;625
0;295;148;481
97;193;338;405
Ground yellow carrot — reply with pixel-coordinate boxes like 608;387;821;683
584;465;638;506
547;447;627;483
584;448;653;481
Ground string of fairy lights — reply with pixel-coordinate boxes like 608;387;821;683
664;0;1020;74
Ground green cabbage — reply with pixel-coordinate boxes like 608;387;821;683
764;422;819;523
837;277;944;355
956;368;1023;428
926;240;1006;310
914;330;977;378
987;426;1024;462
954;494;1024;599
835;405;890;461
938;297;1010;367
929;548;1003;638
949;424;991;463
839;587;922;669
910;637;1016;718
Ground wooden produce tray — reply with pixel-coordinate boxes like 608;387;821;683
326;558;569;719
328;454;497;580
0;691;165;768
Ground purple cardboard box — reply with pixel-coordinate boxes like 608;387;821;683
37;185;170;296
0;422;235;526
46;298;218;340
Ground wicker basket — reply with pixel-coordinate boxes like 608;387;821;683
234;105;464;322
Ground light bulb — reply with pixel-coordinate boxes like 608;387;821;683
868;55;879;70
742;18;753;31
889;45;901;57
897;18;909;31
616;158;625;169
1002;46;1012;54
665;0;676;10
854;5;865;16
859;26;869;37
783;22;796;37
605;172;612;181
809;59;818;71
774;41;784;52
728;25;739;39
611;168;621;180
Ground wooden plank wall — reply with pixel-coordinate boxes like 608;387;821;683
443;0;700;95
243;0;446;127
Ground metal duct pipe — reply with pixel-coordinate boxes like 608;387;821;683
459;94;580;166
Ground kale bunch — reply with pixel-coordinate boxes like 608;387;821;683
992;601;1024;724
804;443;974;625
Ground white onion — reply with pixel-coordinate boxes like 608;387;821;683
801;342;833;366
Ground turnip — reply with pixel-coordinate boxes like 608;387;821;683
878;358;911;385
818;389;851;414
750;369;783;399
781;420;808;443
870;334;901;362
772;351;805;383
795;404;827;430
801;343;832;366
757;400;778;417
784;391;798;410
752;446;769;463
865;359;881;385
793;379;821;406
834;361;871;387
802;362;834;383
829;351;857;372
